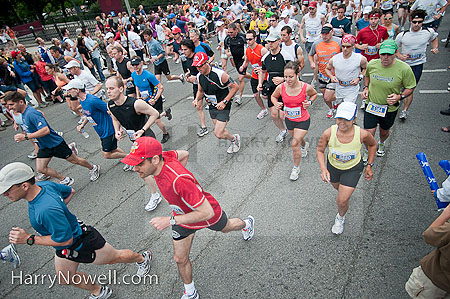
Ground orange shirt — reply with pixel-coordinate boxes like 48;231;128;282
246;44;267;80
310;38;341;80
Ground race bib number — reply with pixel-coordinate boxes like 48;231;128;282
86;116;97;126
284;106;302;120
407;52;423;60
307;30;319;37
205;94;218;105
318;72;330;83
126;81;135;88
126;129;136;141
251;63;260;69
366;102;388;117
339;79;353;86
260;33;268;40
330;149;357;163
366;45;378;56
180;54;187;62
140;90;150;100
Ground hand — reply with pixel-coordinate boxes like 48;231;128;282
301;37;306;44
216;46;221;50
9;227;29;245
115;130;124;141
360;44;368;50
150;58;155;63
302;100;311;109
386;93;400;105
350;78;360;85
192;99;198;107
150;216;170;231
51;90;56;95
274;102;283;110
239;66;243;73
433;14;442;20
365;165;373;181
216;101;226;110
272;77;284;85
88;63;93;68
397;53;408;61
310;62;316;69
133;129;144;139
257;84;263;92
330;76;338;83
13;123;18;131
362;88;369;99
431;48;439;54
321;169;331;183
376;43;381;49
76;125;83;133
14;133;26;143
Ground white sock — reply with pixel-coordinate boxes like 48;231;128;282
184;281;196;295
337;214;345;220
243;219;251;230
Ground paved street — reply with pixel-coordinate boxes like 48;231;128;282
0;15;449;299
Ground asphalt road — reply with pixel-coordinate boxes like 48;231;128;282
1;13;449;299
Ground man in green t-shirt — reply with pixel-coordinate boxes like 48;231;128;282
362;40;416;158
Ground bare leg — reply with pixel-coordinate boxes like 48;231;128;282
196;100;206;128
36;158;65;180
269;107;286;131
336;184;357;217
143;175;158;194
102;148;127;159
66;153;94;170
155;119;168;134
290;128;308;167
212;119;234;141
173;234;195;284
221;218;246;233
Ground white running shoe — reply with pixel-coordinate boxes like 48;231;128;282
311;78;318;88
89;165;101;182
362;149;368;165
179;73;186;84
57;131;64;137
331;214;345;235
275;130;287;143
28;151;37;159
89;285;112;299
181;290;199;299
68;142;78;155
256;109;268;119
360;100;366;110
77;116;86;125
136;251;152;277
399;110;408;121
197;127;209;137
35;173;51;181
145;193;162;211
301;142;309;158
376;142;386;157
242;215;255;241
60;177;75;186
123;164;134;172
289;166;300;181
227;134;241;154
326;108;334;119
0;244;20;268
235;97;243;105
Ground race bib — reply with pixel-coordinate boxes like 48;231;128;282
180;54;187;62
307;30;319;37
126;129;137;141
366;45;378;55
86;116;97;126
126;81;135;88
366;102;388;117
318;72;330;83
140;90;150;100
205;94;218;105
330;149;357;163
339;79;353;86
407;52;423;60
251;63;260;69
260;33;268;40
284;106;302;120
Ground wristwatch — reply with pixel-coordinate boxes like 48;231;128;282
24;133;29;140
367;162;374;167
358;74;364;80
170;215;176;226
399;94;406;101
223;100;228;105
27;234;35;246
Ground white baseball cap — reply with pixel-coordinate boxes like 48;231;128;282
65;60;80;69
0;162;35;194
63;78;85;91
105;32;114;39
335;102;358;120
363;6;372;14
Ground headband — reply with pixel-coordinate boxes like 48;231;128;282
342;34;356;45
369;13;381;18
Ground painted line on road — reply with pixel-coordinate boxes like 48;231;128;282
423;69;448;73
302;73;313;77
419;90;449;94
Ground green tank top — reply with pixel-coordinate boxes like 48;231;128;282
328;124;362;170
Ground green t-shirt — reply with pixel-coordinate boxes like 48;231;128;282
365;59;416;112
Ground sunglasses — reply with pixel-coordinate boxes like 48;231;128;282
309;7;315;10
342;45;353;48
246;38;254;41
411;20;423;24
384;17;392;20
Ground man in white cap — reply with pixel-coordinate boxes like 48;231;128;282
1;162;152;299
4;91;100;186
65;60;105;100
355;6;372;34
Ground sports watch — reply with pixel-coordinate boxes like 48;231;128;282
170;216;176;226
27;234;35;245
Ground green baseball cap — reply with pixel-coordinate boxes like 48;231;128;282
379;40;398;55
212;6;219;12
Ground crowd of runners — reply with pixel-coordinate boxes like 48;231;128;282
0;0;449;298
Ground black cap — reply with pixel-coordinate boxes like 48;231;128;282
130;57;142;65
321;26;333;34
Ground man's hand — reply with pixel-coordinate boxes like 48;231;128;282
301;37;306;44
362;87;369;99
350;77;360;85
365;166;373;181
150;217;171;231
115;130;124;141
330;75;338;83
192;99;198;107
133;129;144;139
216;101;226;110
272;77;284;85
9;227;29;245
360;44;368;50
386;93;400;105
397;53;408;61
14;133;26;143
257;84;263;92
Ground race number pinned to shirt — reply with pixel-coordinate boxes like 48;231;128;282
284;106;302;120
330;149;357;163
407;52;424;60
140;90;151;101
205;94;218;105
126;129;137;141
339;79;353;86
366;45;378;56
86;116;97;126
318;72;331;83
366;102;388;117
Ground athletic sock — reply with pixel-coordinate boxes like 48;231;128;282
184;281;196;295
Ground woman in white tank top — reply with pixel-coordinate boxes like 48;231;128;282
216;22;229;72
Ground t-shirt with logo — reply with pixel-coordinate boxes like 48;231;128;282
154;151;223;229
79;94;115;139
309;37;341;82
365;59;416;112
131;69;161;101
22;105;64;149
395;28;438;66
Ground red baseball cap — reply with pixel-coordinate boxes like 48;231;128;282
192;52;208;67
121;137;162;166
172;27;182;34
309;1;318;8
11;50;21;59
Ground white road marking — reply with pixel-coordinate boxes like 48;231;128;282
419;90;449;94
422;69;448;73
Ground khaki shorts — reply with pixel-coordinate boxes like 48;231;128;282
405;266;450;298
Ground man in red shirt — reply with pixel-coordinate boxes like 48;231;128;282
121;137;255;299
355;8;389;62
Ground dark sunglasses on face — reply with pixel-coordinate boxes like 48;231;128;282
246;38;253;40
411;20;423;24
384;17;392;20
342;45;352;48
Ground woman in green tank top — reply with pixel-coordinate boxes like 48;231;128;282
316;102;377;235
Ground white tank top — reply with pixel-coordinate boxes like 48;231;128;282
280;42;298;61
218;29;228;55
327;12;337;23
333;52;363;99
304;13;323;42
318;2;328;15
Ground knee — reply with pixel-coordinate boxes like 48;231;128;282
102;151;111;159
173;254;189;265
270;110;278;119
36;165;46;173
336;197;349;207
214;129;223;139
291;138;300;148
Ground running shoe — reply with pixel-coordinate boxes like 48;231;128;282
181;290;199;299
71;111;78;116
289;166;300;181
362;149;368;165
331;213;345;235
68;142;78;155
57;131;64;137
165;108;172;120
89;165;101;182
136;251;152;277
227;134;241;153
235;97;243;105
28;151;37;159
301;142;309;158
204;104;209;110
123;164;134;172
38;102;49;108
145;193;162;211
179;74;186;84
360;100;366;110
242;215;255;241
275;130;287;143
376;142;386;157
256;109;269;119
197;127;209;137
399;110;408;121
0;244;20;268
60;177;75;186
161;133;170;144
77;116;86;125
310;78;318;88
326;108;334;119
175;58;180;64
35;173;50;181
161;95;166;102
89;285;112;299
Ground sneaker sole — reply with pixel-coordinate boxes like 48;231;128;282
90;165;101;182
197;131;208;137
376;152;385;157
145;197;162;212
243;216;255;241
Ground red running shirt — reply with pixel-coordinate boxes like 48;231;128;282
356;25;389;61
246;44;268;80
154;151;223;229
280;82;310;122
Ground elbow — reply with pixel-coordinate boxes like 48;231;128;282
61;237;74;247
203;209;215;222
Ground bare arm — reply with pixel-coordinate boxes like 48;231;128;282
176;150;189;166
316;128;331;182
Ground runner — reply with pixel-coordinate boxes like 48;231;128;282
355;8;389;62
192;52;241;154
325;34;367;106
256;8;270;45
1;162;151;298
271;61;318;181
121;136;254;299
258;32;292;143
316;102;377;234
106;75;168;211
65;60;106;100
280;26;305;69
111;46;136;97
240;30;269;119
395;9;439;121
130;57;171;144
4;91;100;186
308;24;342;118
362;40;416;158
331;4;352;38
